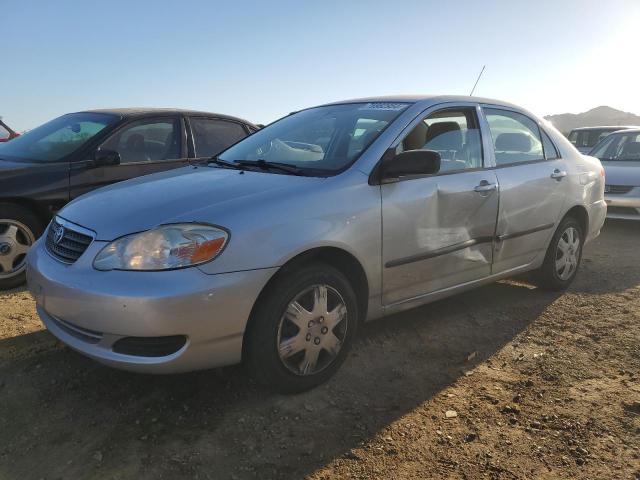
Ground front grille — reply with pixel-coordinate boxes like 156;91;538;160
45;218;93;264
50;314;103;344
605;185;634;194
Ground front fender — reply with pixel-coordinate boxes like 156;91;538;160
196;172;383;309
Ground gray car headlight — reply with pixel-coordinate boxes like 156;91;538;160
93;224;228;271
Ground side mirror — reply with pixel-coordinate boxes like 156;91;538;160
380;149;441;182
93;149;121;167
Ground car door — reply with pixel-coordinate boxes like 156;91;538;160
186;116;251;161
481;106;569;273
69;115;188;199
381;105;499;306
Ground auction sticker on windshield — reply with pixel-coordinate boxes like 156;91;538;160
358;103;408;111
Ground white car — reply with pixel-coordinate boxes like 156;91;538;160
589;128;640;220
568;126;638;154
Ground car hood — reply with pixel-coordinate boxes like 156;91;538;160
59;166;325;240
601;161;640;186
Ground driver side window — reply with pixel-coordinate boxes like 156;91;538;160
399;108;483;172
100;118;182;164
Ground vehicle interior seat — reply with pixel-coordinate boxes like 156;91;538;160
163;131;180;159
424;121;465;171
619;141;640;160
122;133;146;162
348;129;383;158
461;129;482;168
402;122;428;151
494;132;532;165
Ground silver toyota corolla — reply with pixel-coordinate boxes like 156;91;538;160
26;96;606;392
588;128;640;220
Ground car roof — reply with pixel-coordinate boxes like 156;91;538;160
77;108;256;127
605;128;640;134
569;125;640;132
322;94;526;110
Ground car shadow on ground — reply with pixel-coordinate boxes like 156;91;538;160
1;278;561;479
569;219;640;294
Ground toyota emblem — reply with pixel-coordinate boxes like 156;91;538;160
54;226;65;245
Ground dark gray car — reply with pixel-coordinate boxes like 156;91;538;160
0;108;257;289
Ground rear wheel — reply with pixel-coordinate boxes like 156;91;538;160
533;216;583;291
0;204;44;290
245;263;358;393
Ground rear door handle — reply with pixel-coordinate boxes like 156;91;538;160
474;181;497;193
551;169;567;180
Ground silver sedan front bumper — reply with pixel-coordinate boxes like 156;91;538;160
605;186;640;220
26;238;277;373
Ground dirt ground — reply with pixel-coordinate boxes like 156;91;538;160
0;220;638;480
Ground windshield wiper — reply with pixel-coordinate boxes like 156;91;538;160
207;156;248;171
235;159;303;175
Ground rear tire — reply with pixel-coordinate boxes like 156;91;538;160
244;263;359;393
532;216;583;291
0;203;44;290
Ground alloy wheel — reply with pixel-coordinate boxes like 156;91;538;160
555;226;581;281
277;284;348;376
0;219;35;279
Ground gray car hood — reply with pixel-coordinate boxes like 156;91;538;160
60;166;324;240
601;161;640;186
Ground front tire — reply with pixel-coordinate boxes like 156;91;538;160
244;263;359;393
533;216;584;291
0;204;44;290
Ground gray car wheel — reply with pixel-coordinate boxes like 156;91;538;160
245;263;358;393
0;204;44;290
533;216;584;291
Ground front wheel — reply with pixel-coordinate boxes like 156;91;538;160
244;263;359;393
533;217;584;291
0;204;44;290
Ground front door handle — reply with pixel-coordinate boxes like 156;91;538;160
474;181;497;193
551;169;567;180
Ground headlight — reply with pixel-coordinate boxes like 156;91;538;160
93;224;228;271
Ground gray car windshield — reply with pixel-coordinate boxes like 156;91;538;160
0;112;118;163
219;102;410;175
591;132;640;161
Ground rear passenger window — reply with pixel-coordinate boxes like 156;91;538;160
190;118;247;157
541;129;560;160
484;109;544;166
400;107;483;172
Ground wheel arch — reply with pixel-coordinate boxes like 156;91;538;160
0;197;52;227
562;204;589;236
241;246;370;361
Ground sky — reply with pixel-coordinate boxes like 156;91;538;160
2;0;639;132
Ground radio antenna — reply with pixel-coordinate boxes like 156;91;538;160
469;65;486;96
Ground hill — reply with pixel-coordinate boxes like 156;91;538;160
544;106;640;134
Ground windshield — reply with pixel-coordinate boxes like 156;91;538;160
0;112;118;162
218;102;410;175
590;131;640;161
